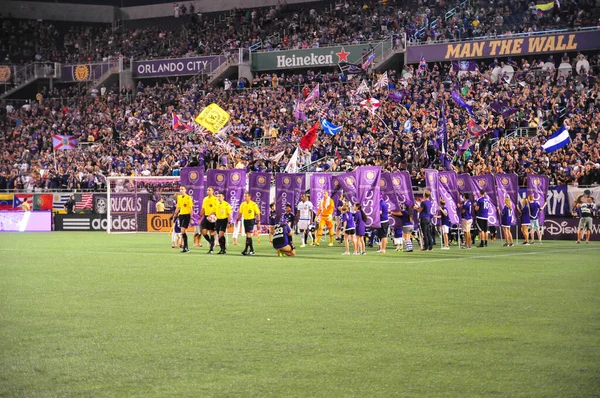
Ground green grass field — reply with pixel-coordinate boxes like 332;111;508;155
1;233;599;397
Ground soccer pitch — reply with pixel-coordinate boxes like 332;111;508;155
1;233;599;397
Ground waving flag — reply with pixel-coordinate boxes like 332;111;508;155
388;90;407;103
362;53;375;70
285;148;300;173
468;120;486;137
418;55;427;76
195;103;230;133
437;103;450;170
339;62;364;75
304;83;320;105
172;113;194;131
451;90;475;117
360;98;381;114
321;119;342;135
52;135;78;150
299;121;320;150
490;102;518;118
294;97;307;121
542;125;570;153
451;60;479;72
456;138;471;158
536;1;554;13
404;119;412;133
355;80;370;96
374;71;389;90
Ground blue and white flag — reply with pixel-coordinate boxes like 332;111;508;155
321;119;342;135
404;119;412;133
542;125;570;152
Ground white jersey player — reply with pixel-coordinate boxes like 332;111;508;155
296;194;314;247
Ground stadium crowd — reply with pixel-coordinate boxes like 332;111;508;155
1;48;600;192
2;0;599;65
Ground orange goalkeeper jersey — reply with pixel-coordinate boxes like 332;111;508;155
318;197;335;217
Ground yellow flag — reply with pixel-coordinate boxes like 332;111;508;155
194;103;231;134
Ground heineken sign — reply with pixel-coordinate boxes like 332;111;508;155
251;41;393;71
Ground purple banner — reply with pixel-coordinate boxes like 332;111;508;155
406;30;600;63
471;174;500;226
356;166;381;228
180;167;204;226
60;61;116;82
206;169;246;220
275;173;304;217
451;60;478;72
331;175;343;208
249;172;271;224
425;169;440;221
0;211;52;232
490;102;519;118
380;173;400;228
527;174;550;224
310;174;332;212
542;217;600;240
494;173;519;225
337;172;359;205
438;171;460;225
132;55;226;78
546;185;569;217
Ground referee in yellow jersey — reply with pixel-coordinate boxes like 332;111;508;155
237;192;261;255
200;187;219;254
174;186;194;253
215;192;232;254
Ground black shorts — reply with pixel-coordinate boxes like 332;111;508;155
201;217;216;231
476;218;488;232
243;219;256;233
344;228;356;235
215;219;228;233
377;221;389;238
178;214;191;229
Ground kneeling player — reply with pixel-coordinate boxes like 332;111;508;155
272;222;296;257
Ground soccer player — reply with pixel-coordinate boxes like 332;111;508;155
576;190;595;244
200;187;218;254
518;197;531;245
272;222;296;257
460;193;473;249
414;190;433;251
499;196;514;247
354;203;367;255
296;194;314;247
528;194;546;245
268;202;278;243
237;192;261;255
215;192;232;254
437;199;450;250
340;205;357;255
174;186;193;253
282;203;295;230
377;195;389;253
474;189;490;248
315;190;335;246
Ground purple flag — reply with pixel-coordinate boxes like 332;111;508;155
457;173;477;219
380;172;414;228
472;174;500;226
494;173;519;225
490;102;518;118
294;97;307;121
331;175;343;208
337;172;359;205
293;174;306;211
304;83;319;106
310;173;332;212
451;90;475;117
425;169;440;222
438;171;460;225
380;173;400;228
207;169;246;220
388;90;406;103
526;174;549;224
180;167;204;226
249;172;271;224
275;173;305;217
356;166;381;228
451;60;479;72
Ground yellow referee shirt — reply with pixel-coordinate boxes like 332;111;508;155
177;194;193;215
216;201;232;220
201;195;219;216
239;200;260;220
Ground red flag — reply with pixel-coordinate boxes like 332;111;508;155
335;148;341;162
299;121;320;150
468;120;486;137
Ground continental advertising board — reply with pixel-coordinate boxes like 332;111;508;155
406;30;600;63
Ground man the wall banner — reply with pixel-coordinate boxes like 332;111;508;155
195;103;231;133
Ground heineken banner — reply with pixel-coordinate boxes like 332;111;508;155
206;169;246;220
181;167;204;225
132;55;226;78
406;30;600;63
494;174;519;225
356;166;381;228
248;172;271;224
438;171;460;225
251;41;393;71
275;173;304;219
310;173;332;213
526;174;550;224
472;174;500;226
61;60;117;82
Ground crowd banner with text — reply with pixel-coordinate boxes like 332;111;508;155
251;41;393;71
406;30;600;63
132;55;226;78
249;172;272;225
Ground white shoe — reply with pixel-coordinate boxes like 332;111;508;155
376;249;384;253
342;252;350;255
300;244;306;248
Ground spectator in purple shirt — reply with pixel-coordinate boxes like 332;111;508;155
475;189;490;248
460;193;473;249
415;190;433;251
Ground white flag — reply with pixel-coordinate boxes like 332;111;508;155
374;71;389;90
284;148;299;173
269;150;285;163
354;80;370;96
